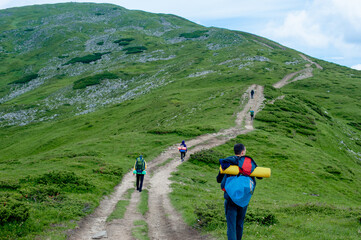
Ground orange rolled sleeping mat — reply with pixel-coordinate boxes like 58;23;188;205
219;165;271;178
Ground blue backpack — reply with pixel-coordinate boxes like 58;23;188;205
224;175;255;207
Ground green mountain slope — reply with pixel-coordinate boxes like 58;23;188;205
0;3;360;239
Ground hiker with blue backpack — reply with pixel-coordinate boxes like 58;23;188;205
217;143;260;240
133;155;147;192
250;110;255;121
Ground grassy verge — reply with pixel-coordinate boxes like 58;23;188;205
107;188;134;222
137;189;149;216
132;220;150;240
156;158;173;168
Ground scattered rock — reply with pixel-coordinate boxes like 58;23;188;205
92;230;107;239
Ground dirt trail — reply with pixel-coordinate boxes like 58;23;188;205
68;85;264;240
69;55;321;239
273;54;322;89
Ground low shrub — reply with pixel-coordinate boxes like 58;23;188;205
93;165;123;177
194;202;225;229
64;52;110;65
347;122;361;131
324;165;341;175
282;203;337;215
148;125;215;137
20;185;61;202
263;84;281;100
0;195;29;225
189;149;224;167
123;46;147;54
73;71;118;89
180;30;208;39
9;74;38;84
114;38;134;46
21;170;94;192
0;180;20;190
245;208;277;226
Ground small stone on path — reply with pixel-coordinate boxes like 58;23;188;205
92;230;107;239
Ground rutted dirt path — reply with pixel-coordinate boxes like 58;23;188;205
273;54;321;89
68;85;264;240
69;54;321;240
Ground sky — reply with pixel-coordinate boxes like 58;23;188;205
1;0;361;70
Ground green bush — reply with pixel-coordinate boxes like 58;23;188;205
73;72;118;89
179;30;208;39
245;208;277;226
123;46;147;54
189;149;224;167
93;165;123;176
20;185;61;202
282;203;337;215
263;84;281;100
347;122;361;131
324;165;342;175
9;74;38;84
148;126;216;136
0;195;29;225
21;170;93;192
194;202;225;229
64;52;110;65
114;38;134;46
0;180;20;190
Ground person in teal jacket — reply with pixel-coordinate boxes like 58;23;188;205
133;155;147;192
217;143;259;240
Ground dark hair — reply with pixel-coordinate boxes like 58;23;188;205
234;143;245;155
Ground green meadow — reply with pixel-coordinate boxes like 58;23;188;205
0;2;360;239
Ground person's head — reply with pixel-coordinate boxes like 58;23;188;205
182;140;185;144
234;143;246;156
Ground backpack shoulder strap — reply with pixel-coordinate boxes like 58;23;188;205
239;156;257;176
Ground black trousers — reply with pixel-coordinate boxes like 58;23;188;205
181;152;186;160
136;174;144;192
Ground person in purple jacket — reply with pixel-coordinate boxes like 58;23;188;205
179;140;187;162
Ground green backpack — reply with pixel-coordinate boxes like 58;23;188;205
135;156;145;172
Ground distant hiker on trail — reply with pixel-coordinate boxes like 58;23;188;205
217;143;260;240
250;89;255;99
250;110;254;121
178;140;187;162
133;155;147;192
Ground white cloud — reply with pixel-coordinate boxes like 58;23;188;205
260;0;361;67
263;10;330;48
351;64;361;70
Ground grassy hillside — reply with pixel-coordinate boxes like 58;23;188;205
170;66;361;239
0;2;360;239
